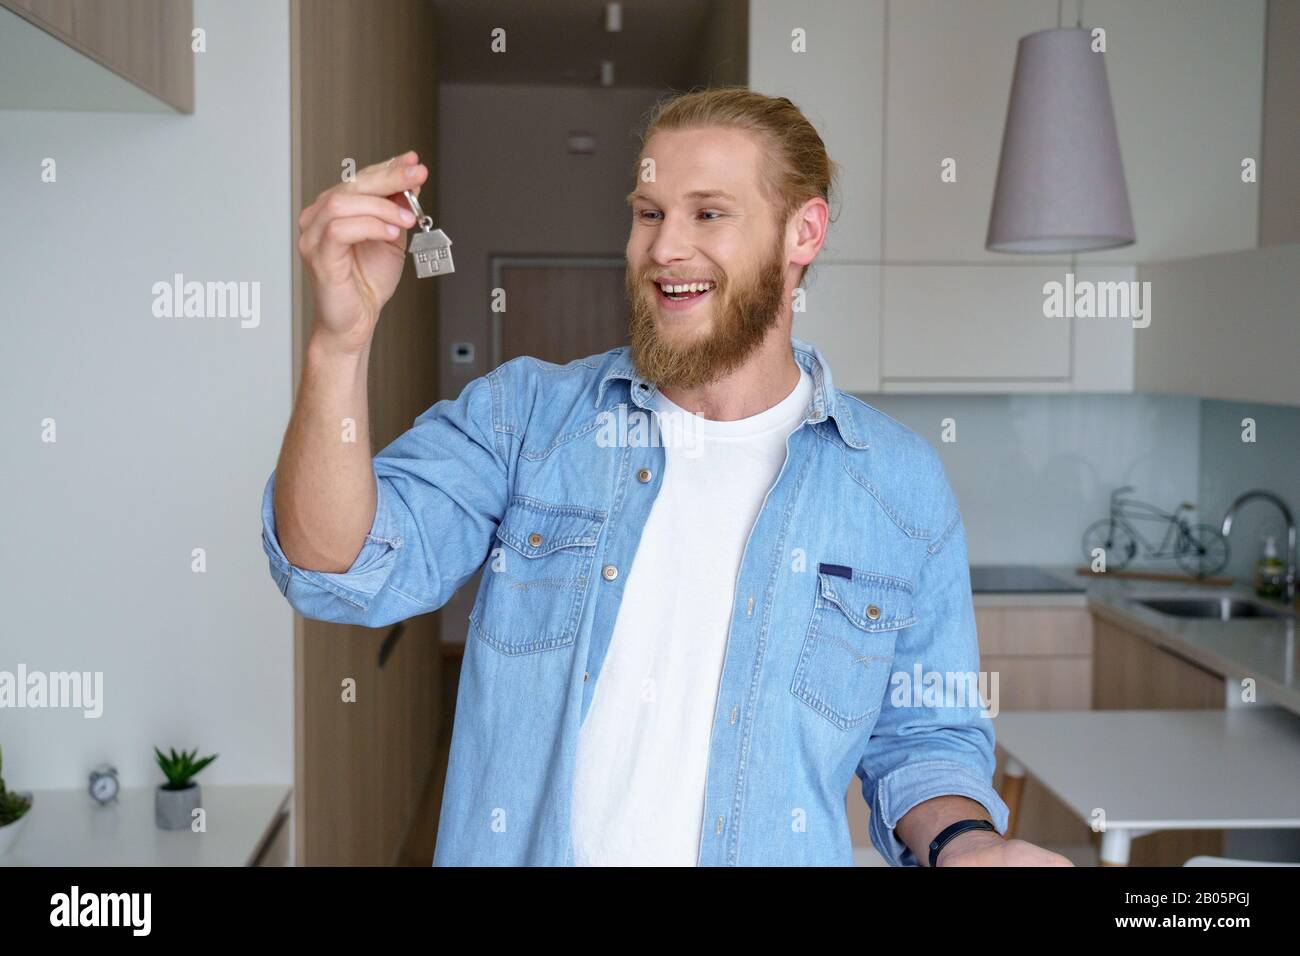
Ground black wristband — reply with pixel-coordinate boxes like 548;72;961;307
928;818;997;867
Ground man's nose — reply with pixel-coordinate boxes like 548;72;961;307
648;215;693;264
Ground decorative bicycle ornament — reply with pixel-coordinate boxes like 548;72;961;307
1081;486;1229;577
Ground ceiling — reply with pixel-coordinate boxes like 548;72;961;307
431;0;721;88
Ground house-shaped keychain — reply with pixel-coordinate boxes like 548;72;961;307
403;189;455;278
409;227;454;278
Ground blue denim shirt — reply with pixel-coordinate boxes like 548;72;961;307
260;336;1009;866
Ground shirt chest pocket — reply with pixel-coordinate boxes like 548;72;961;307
470;496;607;656
791;564;917;730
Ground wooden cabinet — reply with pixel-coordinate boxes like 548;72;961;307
299;615;440;866
291;0;443;866
1092;615;1225;711
1091;613;1225;865
0;0;194;111
979;605;1095;848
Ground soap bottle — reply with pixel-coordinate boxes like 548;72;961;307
1254;535;1286;601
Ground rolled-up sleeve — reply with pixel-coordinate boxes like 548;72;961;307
260;370;513;628
857;471;1009;866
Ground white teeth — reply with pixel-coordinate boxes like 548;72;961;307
659;281;714;294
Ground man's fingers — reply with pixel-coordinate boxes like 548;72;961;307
301;164;426;231
352;154;427;198
301;193;416;248
367;149;417;176
312;216;403;268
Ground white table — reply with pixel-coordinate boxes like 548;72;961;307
994;708;1300;865
0;784;290;866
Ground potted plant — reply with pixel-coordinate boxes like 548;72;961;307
0;745;34;857
154;746;217;831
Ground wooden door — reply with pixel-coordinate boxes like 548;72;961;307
497;262;629;365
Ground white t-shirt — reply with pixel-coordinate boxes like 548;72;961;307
570;364;814;865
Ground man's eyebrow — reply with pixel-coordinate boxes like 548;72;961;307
625;189;740;206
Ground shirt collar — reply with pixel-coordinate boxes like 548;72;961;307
593;335;868;450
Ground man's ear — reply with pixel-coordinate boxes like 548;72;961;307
788;196;830;273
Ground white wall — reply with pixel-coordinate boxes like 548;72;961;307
0;0;293;789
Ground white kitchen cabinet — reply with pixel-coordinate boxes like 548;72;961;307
883;0;1063;265
881;264;1071;388
796;262;881;392
882;0;1264;267
748;0;884;263
878;261;1134;392
1081;0;1264;264
1071;264;1136;392
1135;243;1300;407
747;0;1264;393
806;259;1139;395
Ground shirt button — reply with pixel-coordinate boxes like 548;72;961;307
602;564;618;581
583;671;589;682
637;467;652;483
528;532;543;547
866;604;881;620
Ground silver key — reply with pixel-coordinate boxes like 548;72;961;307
403;190;454;278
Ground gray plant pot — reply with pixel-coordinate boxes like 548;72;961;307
155;783;201;830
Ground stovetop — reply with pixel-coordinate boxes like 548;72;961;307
969;565;1084;594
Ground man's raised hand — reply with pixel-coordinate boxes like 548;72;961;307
296;150;429;354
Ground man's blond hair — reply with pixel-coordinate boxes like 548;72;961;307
634;86;838;285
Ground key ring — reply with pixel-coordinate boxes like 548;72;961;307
403;189;433;231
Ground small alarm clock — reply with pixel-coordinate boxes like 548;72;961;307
89;764;120;805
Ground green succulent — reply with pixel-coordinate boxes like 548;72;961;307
0;746;33;827
154;747;218;791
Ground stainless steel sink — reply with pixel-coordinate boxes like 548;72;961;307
1135;596;1291;620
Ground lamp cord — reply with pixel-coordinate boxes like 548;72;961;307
1058;0;1084;28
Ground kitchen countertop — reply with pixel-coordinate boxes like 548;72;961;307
975;564;1300;716
1086;574;1300;715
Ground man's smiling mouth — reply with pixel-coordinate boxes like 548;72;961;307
654;279;716;302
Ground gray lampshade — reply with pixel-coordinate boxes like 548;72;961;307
986;27;1135;254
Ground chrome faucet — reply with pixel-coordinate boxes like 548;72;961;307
1221;490;1297;605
